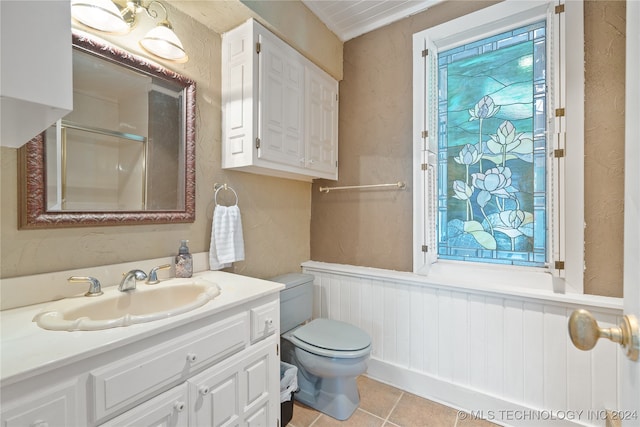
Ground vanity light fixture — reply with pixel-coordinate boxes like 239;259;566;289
71;0;188;63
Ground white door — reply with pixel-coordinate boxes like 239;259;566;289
621;0;640;422
569;4;639;424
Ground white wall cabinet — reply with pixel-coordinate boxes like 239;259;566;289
0;295;281;427
222;19;338;182
0;1;73;147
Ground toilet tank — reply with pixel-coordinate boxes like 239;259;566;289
270;273;314;333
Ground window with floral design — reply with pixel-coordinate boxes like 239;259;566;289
438;21;546;267
413;0;585;290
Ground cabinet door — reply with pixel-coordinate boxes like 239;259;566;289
99;384;188;427
0;380;78;427
258;31;305;168
189;339;279;427
221;22;257;170
305;64;338;178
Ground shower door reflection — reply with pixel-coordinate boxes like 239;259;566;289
45;122;146;211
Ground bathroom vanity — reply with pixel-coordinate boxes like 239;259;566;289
0;271;283;427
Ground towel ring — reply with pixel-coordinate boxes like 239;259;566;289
214;184;239;206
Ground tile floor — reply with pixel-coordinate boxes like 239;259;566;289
287;376;499;427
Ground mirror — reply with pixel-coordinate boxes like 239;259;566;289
19;30;195;228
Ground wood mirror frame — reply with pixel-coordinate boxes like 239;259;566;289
18;31;196;228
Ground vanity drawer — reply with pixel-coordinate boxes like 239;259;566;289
99;383;188;427
90;313;248;423
250;301;279;343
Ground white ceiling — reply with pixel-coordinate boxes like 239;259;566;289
301;0;443;42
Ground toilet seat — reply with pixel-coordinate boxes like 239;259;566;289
287;318;371;359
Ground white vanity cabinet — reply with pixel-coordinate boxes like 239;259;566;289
222;19;338;182
0;290;281;427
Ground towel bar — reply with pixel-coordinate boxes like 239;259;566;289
319;181;406;193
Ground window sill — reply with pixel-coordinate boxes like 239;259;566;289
302;260;622;311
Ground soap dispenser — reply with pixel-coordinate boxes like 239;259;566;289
175;240;193;278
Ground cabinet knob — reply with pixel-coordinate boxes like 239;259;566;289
30;421;49;427
186;353;197;363
199;386;210;396
265;318;273;326
174;401;185;412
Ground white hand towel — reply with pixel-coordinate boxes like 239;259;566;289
209;205;245;270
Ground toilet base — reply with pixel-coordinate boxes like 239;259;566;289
280;337;366;421
296;375;360;421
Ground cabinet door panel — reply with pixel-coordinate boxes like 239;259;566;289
305;64;338;176
1;380;78;427
191;367;241;426
258;32;304;167
246;404;269;427
221;26;257;169
190;339;278;427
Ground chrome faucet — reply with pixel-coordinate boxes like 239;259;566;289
69;276;103;297
146;264;171;285
118;269;148;292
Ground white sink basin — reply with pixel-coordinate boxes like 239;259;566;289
33;278;221;331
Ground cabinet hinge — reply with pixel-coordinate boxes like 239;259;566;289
422;245;429;252
421;130;428;138
422;48;428;57
555;4;565;14
255;137;261;149
555;108;565;117
421;163;429;171
336;160;338;168
276;343;279;356
554;148;565;158
555;260;565;270
256;42;261;54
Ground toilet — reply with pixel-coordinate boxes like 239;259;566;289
271;273;371;421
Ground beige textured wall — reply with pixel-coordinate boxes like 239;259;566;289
0;3;312;280
169;0;343;81
584;0;626;297
310;0;626;297
240;0;343;80
311;1;498;272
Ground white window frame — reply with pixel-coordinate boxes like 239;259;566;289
413;0;584;293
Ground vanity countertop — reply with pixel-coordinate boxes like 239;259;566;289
0;270;284;386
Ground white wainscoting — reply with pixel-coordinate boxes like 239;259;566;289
302;261;625;427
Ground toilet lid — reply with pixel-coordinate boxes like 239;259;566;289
293;318;371;352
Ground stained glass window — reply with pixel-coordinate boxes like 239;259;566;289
437;21;547;267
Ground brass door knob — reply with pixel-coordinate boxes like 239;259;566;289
568;309;639;361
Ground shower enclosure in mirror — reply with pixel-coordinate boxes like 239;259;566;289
19;30;196;228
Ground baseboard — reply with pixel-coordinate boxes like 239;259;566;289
365;358;593;427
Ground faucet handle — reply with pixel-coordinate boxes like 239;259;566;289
146;264;171;284
69;276;103;297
